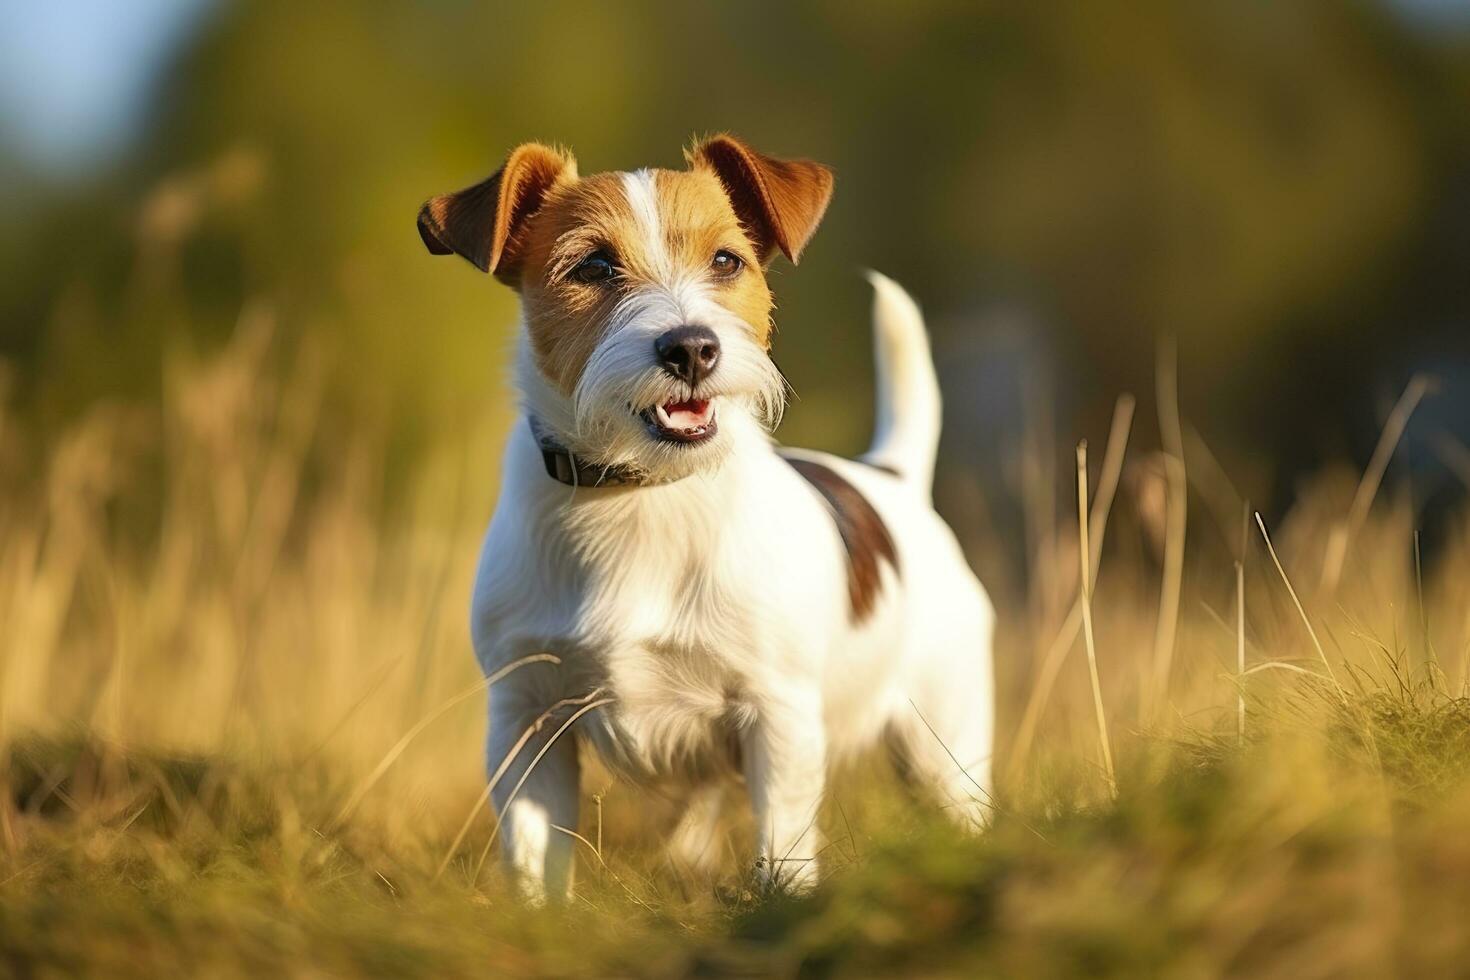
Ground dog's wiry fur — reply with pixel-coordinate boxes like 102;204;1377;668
419;136;995;901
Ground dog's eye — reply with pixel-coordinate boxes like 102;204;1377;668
572;251;617;285
711;249;743;278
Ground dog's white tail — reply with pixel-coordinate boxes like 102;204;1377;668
862;270;942;496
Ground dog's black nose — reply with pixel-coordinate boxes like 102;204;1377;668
654;325;721;387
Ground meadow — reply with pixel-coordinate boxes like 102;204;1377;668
1;1;1467;974
2;300;1469;979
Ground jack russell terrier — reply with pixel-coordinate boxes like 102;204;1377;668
418;135;995;901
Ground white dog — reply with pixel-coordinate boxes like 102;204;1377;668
418;136;995;901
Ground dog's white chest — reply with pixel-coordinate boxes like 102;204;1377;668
589;637;754;784
472;461;806;783
582;538;777;775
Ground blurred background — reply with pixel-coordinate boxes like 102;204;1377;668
3;0;1469;605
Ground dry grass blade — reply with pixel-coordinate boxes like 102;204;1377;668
550;824;660;912
299;654;410;766
1255;514;1344;700
434;691;605;881
1077;441;1116;797
1236;559;1246;743
1321;374;1433;592
1239;661;1332;681
907;700;996;810
1182;423;1246;551
1087;394;1137;578
1414;530;1437;675
1008;394;1133;786
1236;500;1249;742
330;654;559;830
471;696;616;884
1150;337;1187;723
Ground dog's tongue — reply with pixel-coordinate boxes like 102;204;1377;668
663;398;712;428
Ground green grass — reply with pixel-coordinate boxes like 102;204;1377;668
5;665;1470;978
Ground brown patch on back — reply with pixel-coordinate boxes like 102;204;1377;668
784;457;899;623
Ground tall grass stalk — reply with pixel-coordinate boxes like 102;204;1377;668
471;696;615;884
331;654;559;831
1076;441;1116;796
1255;513;1345;699
1236;559;1246;743
1009;394;1132;784
1320;373;1432;593
1149;338;1187;723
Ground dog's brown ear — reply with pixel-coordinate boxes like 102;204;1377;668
688;134;833;265
417;143;576;283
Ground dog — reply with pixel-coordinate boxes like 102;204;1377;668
418;136;995;901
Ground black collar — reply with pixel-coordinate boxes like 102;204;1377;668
529;418;651;488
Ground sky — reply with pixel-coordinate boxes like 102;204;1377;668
0;0;216;177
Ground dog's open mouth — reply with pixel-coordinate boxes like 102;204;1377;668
641;398;718;444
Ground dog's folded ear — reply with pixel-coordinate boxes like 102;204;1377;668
688;135;833;266
417;143;577;283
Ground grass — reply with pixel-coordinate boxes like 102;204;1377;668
5;316;1470;976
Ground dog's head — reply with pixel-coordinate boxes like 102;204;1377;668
418;136;833;481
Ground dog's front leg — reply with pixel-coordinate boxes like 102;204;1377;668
487;690;580;904
744;688;827;893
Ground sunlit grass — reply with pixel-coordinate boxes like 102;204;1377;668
4;317;1470;976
